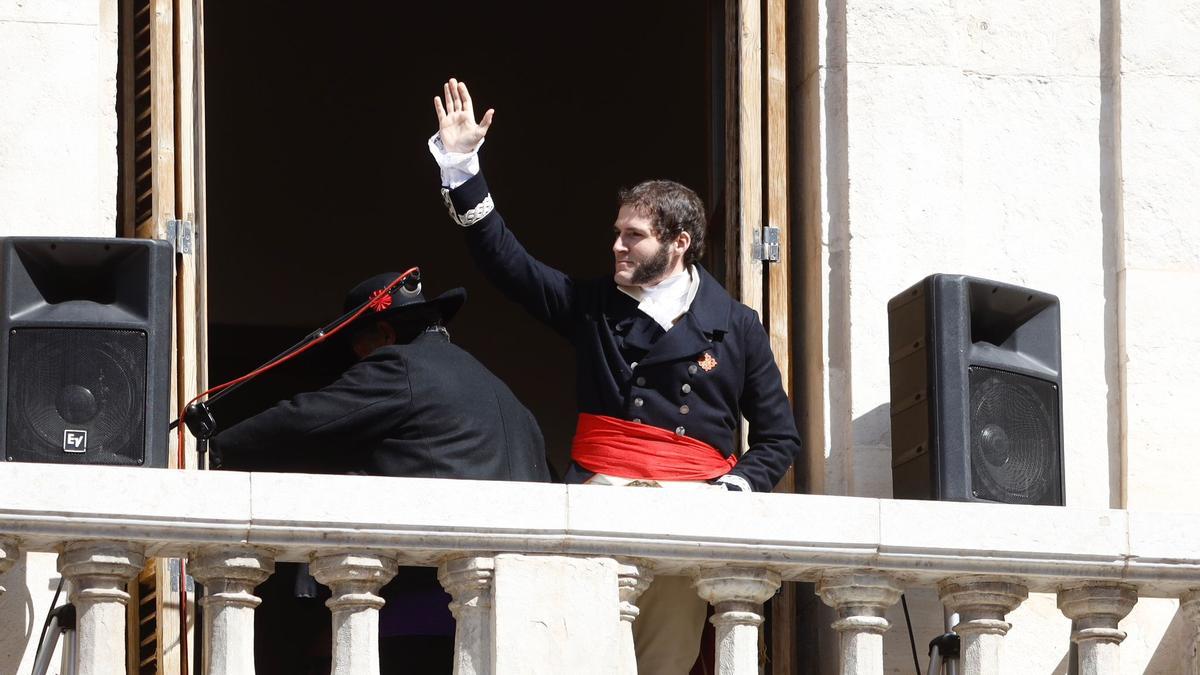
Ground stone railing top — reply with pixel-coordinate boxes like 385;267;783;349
1;463;1198;594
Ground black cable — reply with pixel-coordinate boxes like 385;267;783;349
901;593;921;675
30;576;65;675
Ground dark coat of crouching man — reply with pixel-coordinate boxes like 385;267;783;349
215;272;551;674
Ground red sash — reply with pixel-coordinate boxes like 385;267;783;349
570;413;736;481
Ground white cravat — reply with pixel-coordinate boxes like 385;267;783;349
618;267;701;331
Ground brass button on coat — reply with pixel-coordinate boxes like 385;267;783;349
635;376;646;386
688;364;698;375
675;426;686;435
681;383;692;394
633;397;644;407
679;404;690;415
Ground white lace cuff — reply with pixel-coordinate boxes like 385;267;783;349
428;133;483;189
714;474;752;492
440;188;494;227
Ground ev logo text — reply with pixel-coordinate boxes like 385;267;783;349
63;430;88;453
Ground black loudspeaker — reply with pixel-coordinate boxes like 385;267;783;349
888;274;1064;505
0;237;173;467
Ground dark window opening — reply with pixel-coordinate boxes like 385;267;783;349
204;1;717;473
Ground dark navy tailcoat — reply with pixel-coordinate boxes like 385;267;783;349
448;172;801;492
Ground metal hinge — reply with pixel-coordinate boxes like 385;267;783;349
165;219;194;254
752;226;780;263
168;558;195;593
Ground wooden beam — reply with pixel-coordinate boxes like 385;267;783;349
120;0;137;237
156;557;187;675
136;0;175;241
798;0;825;499
737;0;763;315
723;0;741;294
193;0;210;471
766;0;790;395
174;0;198;472
764;2;797;674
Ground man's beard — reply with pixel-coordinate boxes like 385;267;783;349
630;241;673;285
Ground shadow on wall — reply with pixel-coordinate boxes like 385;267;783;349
0;553;36;673
848;402;893;498
1145;606;1197;674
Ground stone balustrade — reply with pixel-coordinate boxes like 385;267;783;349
1;463;1199;674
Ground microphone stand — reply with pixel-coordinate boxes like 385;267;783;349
177;270;423;456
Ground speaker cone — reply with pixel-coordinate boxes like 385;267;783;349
968;366;1061;505
6;328;147;465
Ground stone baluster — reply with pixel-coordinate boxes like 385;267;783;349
616;560;654;675
938;576;1028;675
1181;590;1200;675
310;552;398;675
0;537;16;596
694;567;781;675
190;546;275;675
57;541;145;675
438;556;495;675
1057;583;1137;675
816;572;902;675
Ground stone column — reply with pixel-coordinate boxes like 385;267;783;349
616;560;654;675
57;541;145;675
1057;583;1137;675
438;556;495;675
694;567;781;675
189;546;275;675
0;537;17;596
1181;590;1200;675
938;576;1028;675
816;572;902;675
310;552;398;675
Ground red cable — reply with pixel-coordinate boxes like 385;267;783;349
171;266;418;675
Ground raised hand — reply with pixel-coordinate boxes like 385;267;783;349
434;78;494;154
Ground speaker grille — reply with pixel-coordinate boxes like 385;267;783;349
6;328;148;465
968;366;1061;505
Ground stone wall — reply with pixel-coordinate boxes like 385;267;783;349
0;0;117;236
805;0;1200;671
0;2;118;671
1;0;1198;672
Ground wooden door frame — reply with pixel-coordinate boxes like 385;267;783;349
717;0;799;672
123;0;799;670
117;0;207;671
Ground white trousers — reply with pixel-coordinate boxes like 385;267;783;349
586;473;719;675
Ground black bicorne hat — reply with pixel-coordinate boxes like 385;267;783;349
342;272;466;330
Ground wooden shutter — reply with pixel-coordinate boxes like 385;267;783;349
720;0;797;671
117;0;208;671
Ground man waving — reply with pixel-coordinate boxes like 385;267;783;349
429;78;801;674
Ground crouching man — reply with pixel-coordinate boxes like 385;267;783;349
216;271;550;673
